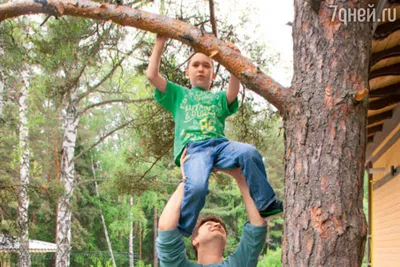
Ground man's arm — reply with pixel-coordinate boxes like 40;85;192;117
225;42;240;105
217;168;267;267
158;182;184;231
158;149;189;231
218;168;266;226
146;35;168;93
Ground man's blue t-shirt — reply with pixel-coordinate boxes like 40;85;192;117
156;222;267;267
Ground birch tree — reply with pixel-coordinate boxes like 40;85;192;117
17;72;30;267
129;196;135;267
0;0;372;265
54;31;150;267
27;17;150;266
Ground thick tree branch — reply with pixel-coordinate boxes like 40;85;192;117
74;178;105;188
78;98;153;116
0;0;289;112
73;117;136;160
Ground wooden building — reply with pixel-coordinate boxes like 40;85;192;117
367;1;400;266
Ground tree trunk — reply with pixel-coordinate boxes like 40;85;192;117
129;196;134;267
267;224;270;251
96;181;116;267
282;2;370;266
0;69;4;117
91;158;117;267
18;76;30;267
139;222;142;261
139;198;142;261
53;126;60;267
56;88;80;267
153;206;158;267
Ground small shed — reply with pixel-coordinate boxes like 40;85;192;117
0;236;56;266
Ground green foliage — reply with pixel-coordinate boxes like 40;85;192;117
90;258;114;267
0;2;288;266
258;247;282;267
136;260;152;267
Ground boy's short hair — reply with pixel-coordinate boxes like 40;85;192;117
187;52;215;71
191;215;227;260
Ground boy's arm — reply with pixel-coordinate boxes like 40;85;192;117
225;42;241;105
146;35;168;93
226;75;240;105
218;168;266;226
158;149;189;231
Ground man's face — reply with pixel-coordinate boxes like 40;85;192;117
185;53;216;90
193;220;227;247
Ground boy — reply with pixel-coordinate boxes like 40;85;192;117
147;34;282;237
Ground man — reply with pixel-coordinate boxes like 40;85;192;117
156;149;268;266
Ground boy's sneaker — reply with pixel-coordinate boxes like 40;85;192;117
259;200;283;218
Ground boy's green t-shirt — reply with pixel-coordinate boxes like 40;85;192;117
154;81;239;166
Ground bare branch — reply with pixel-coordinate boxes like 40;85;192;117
55;22;113;97
77;32;145;102
208;0;217;37
137;142;173;182
77;50;133;102
74;179;106;188
0;0;290;112
79;98;153;116
73;117;136;161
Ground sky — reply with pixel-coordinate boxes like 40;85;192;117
220;0;294;61
218;0;294;86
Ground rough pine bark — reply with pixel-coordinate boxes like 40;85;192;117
56;89;79;267
282;1;370;266
18;76;31;267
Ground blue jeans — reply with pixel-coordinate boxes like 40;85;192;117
178;138;276;237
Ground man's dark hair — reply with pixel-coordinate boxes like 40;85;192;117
191;215;227;260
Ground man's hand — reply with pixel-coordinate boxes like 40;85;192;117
180;148;190;181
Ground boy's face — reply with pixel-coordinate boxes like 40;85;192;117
185;53;216;90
